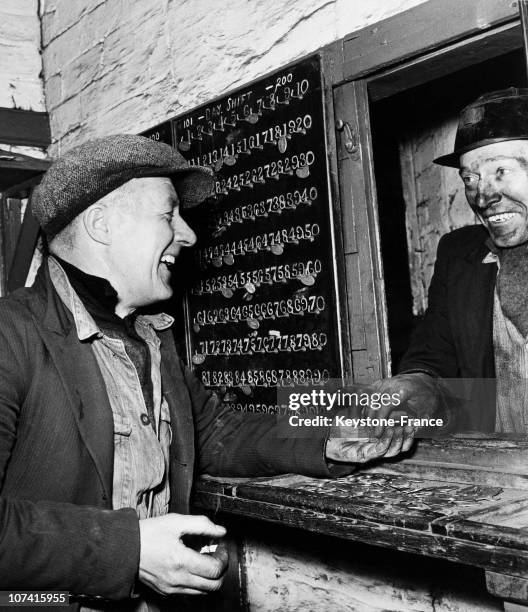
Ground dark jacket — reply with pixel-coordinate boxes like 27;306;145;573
399;225;497;430
0;261;332;598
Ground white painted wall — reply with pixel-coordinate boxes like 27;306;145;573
40;0;428;154
0;0;47;157
0;0;45;112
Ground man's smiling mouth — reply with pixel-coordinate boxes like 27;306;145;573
485;212;517;224
160;254;176;268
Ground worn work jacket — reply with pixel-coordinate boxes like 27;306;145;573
399;224;497;431
0;260;332;602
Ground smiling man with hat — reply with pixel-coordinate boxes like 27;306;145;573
375;88;528;433
0;134;412;608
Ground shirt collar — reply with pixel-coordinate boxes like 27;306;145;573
136;313;174;331
482;236;500;265
48;256;101;341
48;256;174;339
482;251;499;265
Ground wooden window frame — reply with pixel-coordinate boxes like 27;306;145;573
320;0;522;380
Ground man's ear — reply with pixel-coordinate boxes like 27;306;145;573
82;204;111;245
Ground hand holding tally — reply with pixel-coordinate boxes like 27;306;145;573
138;514;228;596
325;402;415;464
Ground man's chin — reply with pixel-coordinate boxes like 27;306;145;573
489;230;528;249
157;285;173;302
485;221;528;248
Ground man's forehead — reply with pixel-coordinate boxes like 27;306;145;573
459;140;528;169
114;176;179;207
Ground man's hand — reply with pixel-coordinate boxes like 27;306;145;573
373;373;440;418
325;411;415;464
138;514;228;596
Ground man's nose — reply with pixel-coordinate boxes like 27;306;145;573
474;180;502;210
173;217;197;247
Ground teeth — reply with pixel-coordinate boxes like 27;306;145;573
488;213;515;223
160;254;175;265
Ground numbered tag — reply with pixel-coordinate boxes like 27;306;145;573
296;166;310;179
299;274;315;286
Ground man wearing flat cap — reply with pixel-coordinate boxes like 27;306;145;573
0;134;412;608
376;88;528;433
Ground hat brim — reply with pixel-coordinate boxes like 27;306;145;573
434;136;528;168
168;166;215;209
135;164;215;208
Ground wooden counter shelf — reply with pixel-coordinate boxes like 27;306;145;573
193;437;528;609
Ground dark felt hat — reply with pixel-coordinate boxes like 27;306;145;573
434;88;528;167
32;134;214;239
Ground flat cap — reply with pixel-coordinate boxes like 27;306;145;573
32;134;214;239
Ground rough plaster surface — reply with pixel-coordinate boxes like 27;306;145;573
0;0;45;112
400;116;476;315
39;0;428;154
243;536;501;611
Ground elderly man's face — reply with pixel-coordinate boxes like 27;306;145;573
108;177;196;309
459;140;528;248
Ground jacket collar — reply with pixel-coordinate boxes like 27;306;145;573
462;227;495;267
29;260;114;499
32;257;174;335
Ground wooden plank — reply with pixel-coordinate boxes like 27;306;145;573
342;0;518;80
333;80;390;381
321;42;351;380
235;481;440;531
0;108;51;148
487;571;528;605
504;603;528;611
350;349;376;383
345;254;366;351
373;462;528;491
398;138;424;315
193;492;528;578
409;438;528;472
336;157;358;254
441;517;528;552
369;22;522;101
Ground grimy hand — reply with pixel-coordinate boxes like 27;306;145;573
372;373;440;419
325;410;415;464
138;514;228;596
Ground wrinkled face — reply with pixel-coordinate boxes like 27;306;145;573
459;140;528;248
107;177;196;309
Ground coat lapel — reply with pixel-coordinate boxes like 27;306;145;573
32;263;114;501
454;241;496;378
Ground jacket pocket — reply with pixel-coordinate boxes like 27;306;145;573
113;412;132;436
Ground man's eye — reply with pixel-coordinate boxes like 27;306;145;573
462;175;478;187
497;167;511;177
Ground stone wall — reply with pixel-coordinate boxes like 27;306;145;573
40;0;427;155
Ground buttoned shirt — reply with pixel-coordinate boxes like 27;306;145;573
48;257;173;516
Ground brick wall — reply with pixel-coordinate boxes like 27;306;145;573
40;0;427;155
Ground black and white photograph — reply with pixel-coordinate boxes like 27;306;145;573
2;1;528;610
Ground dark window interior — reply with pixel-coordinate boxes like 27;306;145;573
370;48;527;371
